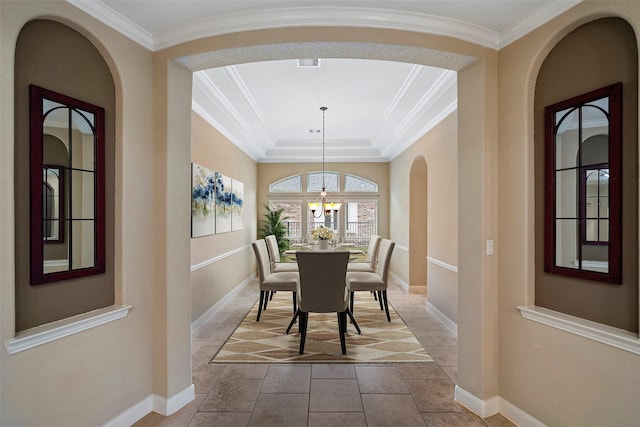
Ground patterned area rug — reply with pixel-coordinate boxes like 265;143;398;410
210;291;433;363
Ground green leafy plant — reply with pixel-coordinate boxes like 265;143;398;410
258;205;290;253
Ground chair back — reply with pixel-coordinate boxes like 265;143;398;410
296;251;350;313
265;234;282;263
365;235;382;265
374;239;395;283
252;239;271;283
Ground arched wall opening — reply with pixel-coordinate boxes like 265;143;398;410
409;155;428;291
156;26;500;405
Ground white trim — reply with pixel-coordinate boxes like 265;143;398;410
190;244;251;272
499;397;549;427
454;386;547;427
5;305;131;355
426;301;457;337
395;244;409;253
154;384;195;416
498;0;582;48
426;256;458;273
102;385;195;426
389;271;409;291
191;273;256;333
454;386;499;418
66;0;154;50
517;305;640;355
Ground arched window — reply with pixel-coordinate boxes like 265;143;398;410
345;174;378;192
269;174;302;193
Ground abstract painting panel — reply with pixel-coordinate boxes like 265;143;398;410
191;163;215;237
231;179;244;231
215;172;232;233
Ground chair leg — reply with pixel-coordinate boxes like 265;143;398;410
346;308;361;335
292;291;297;315
338;312;347;354
349;291;355;315
372;290;378;301
377;290;384;310
256;290;265;321
270;291;275;300
263;291;269;311
299;312;308;354
382;290;391;321
286;309;299;334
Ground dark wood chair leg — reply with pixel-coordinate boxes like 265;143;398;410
338;312;347;354
263;291;269;311
377;290;384;310
382;290;391;321
286;309;299;334
256;290;265;321
346;308;361;335
292;291;297;315
349;291;355;315
299;312;308;354
270;291;275;300
372;290;378;301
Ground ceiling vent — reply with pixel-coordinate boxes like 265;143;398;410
298;58;320;67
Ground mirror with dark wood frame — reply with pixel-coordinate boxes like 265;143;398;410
544;82;622;283
30;85;105;285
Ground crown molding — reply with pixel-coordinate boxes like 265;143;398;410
153;6;500;50
70;1;582;52
66;0;154;50
498;0;583;48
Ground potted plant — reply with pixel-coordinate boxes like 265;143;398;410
258;205;290;253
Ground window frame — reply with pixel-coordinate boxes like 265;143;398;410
544;82;622;284
30;85;106;285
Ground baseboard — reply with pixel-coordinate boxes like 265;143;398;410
191;273;256;334
154;384;195;416
426;300;458;337
102;384;195;426
389;271;409;291
454;386;547;427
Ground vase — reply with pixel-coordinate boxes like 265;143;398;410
318;239;330;250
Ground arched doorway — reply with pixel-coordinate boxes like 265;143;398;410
409;156;428;293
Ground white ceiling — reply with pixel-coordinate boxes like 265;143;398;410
69;0;582;162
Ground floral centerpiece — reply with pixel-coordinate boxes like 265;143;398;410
311;225;334;241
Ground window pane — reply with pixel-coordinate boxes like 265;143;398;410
71;170;95;219
344;201;377;247
345;174;378;192
555;169;577;218
308;171;338;192
71;109;95;171
555;219;578;269
555;108;580;170
269;174;302;192
71;220;95;269
269;200;302;243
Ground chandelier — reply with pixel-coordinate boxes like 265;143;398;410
309;106;341;218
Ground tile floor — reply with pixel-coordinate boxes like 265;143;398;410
134;280;516;426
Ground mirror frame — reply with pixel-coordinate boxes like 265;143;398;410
30;85;105;285
544;82;622;284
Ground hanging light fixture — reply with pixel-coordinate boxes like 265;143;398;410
309;106;341;218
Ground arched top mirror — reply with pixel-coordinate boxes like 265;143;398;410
30;85;105;285
544;82;622;283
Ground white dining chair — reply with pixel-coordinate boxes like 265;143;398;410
347;234;381;272
265;234;298;272
285;251;361;355
252;239;299;322
346;238;395;321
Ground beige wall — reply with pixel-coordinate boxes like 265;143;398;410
498;2;640;425
1;1;159;425
390;112;459;322
190;112;257;323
